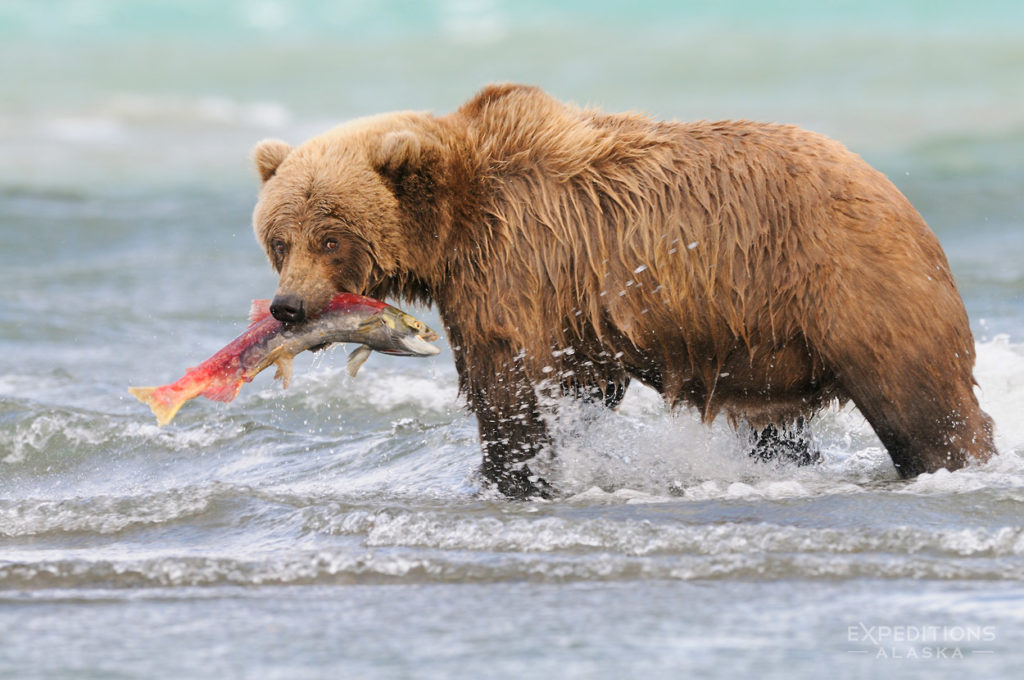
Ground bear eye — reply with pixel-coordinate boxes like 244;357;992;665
271;240;288;258
323;238;339;253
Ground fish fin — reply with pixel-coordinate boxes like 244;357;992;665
273;355;294;389
248;299;273;325
129;386;188;426
200;379;244;403
346;345;372;377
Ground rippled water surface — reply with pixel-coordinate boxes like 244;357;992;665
2;1;1024;678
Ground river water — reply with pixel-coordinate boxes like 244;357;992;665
2;1;1023;678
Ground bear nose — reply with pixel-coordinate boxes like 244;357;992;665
270;295;305;324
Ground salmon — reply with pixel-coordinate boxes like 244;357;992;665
129;293;440;425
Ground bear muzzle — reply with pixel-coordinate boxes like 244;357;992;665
269;294;306;324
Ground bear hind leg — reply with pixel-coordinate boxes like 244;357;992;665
840;370;995;477
560;374;630;409
821;330;996;477
746;417;820;467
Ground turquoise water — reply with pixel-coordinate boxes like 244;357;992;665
2;2;1024;678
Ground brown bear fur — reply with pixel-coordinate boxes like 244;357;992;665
251;83;995;497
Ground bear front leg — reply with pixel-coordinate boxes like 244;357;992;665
472;379;554;498
464;352;555;499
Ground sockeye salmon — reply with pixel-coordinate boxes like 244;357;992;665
130;293;440;425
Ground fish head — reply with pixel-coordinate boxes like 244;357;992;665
377;307;442;357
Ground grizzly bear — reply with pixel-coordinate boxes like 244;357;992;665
251;83;995;498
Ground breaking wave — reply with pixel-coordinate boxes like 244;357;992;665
5;498;1024;589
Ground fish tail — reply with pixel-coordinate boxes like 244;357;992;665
200;377;245;403
128;386;189;426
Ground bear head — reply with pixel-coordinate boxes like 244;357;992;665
251;112;452;322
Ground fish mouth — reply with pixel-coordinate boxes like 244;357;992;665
401;334;442;356
381;334;442;357
399;333;440;356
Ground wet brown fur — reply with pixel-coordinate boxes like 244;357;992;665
252;83;995;495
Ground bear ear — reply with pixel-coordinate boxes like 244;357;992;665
372;130;423;184
252;139;292;183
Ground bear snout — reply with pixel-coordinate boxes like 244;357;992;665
270;295;306;324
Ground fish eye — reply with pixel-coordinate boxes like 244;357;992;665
323;238;339;253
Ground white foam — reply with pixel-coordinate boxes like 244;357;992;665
0;406;247;466
0;411;72;464
975;334;1024;453
0;485;218;537
534;392;875;500
307;506;1024;561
